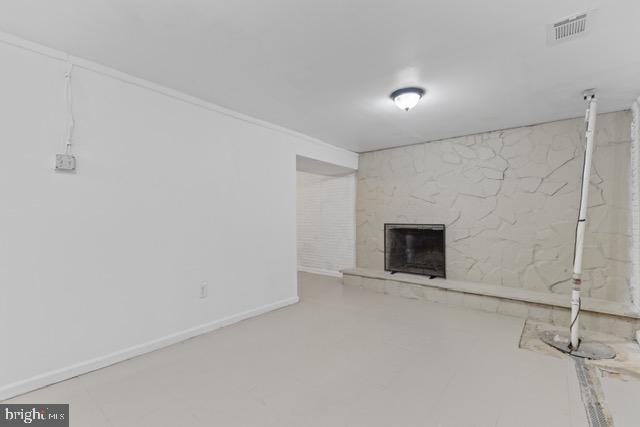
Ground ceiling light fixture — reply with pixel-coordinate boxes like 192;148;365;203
390;87;426;111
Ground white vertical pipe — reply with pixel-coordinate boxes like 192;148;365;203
570;94;598;349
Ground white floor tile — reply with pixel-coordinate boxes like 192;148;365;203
7;272;635;426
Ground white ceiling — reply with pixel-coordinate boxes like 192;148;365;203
0;0;639;153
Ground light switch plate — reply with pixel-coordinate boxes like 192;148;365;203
55;154;76;171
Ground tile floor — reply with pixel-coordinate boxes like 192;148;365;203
5;272;639;426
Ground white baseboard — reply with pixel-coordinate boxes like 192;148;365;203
298;266;342;278
0;296;299;402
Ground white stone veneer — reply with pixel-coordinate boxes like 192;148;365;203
357;111;633;304
630;100;640;311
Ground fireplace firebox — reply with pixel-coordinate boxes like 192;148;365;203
384;224;446;278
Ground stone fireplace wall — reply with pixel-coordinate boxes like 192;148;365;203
356;111;633;304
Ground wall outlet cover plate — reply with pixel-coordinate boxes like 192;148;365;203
55;154;76;171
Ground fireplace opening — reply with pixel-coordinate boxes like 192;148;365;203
384;224;446;278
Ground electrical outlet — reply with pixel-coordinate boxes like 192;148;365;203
55;154;76;171
200;281;208;299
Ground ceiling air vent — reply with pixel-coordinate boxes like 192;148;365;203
547;12;590;45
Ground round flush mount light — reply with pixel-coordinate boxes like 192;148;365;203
390;87;426;111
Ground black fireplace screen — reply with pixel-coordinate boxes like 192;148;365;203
384;224;446;278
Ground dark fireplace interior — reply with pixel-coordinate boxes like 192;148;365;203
384;224;446;278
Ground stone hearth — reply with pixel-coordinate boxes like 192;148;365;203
343;268;640;340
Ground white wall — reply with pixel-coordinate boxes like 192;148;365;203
0;34;357;399
297;171;356;276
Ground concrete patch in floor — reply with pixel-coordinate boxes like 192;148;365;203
519;320;640;380
520;320;640;426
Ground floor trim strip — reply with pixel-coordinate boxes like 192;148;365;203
573;357;614;427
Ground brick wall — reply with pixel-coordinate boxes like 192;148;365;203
297;171;356;276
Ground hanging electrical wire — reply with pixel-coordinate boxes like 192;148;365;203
55;60;77;171
64;61;75;155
